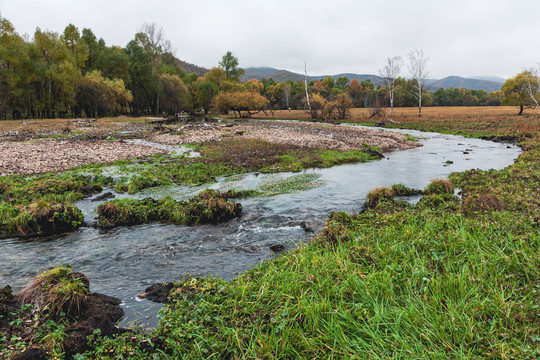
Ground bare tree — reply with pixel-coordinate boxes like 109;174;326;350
304;61;312;115
379;56;403;117
136;22;173;75
407;49;429;117
282;84;291;109
524;67;540;108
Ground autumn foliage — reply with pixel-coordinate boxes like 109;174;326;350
213;91;269;118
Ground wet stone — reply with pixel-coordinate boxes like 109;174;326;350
269;244;285;253
91;191;115;202
138;282;174;303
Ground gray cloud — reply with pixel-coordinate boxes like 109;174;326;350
2;0;539;78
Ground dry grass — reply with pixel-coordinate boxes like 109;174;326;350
250;106;540;136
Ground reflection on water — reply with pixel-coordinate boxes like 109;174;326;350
0;128;521;327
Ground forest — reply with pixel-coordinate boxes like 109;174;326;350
0;15;535;121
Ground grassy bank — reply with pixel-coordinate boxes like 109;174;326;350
2;111;539;358
78;112;539;359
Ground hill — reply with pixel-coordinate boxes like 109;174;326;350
242;67;502;92
426;76;502;92
177;59;209;77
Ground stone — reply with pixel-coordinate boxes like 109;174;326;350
138;283;174;303
269;243;285;252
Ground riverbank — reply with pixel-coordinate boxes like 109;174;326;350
82;115;538;358
1;112;538;358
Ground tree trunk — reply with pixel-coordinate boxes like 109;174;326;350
518;104;523;115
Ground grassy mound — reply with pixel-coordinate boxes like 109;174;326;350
96;189;242;228
1;200;84;237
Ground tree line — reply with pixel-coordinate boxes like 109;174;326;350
1;15;528;121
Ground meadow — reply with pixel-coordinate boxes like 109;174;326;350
1;107;539;359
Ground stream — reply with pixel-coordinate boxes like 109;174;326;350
0;128;521;328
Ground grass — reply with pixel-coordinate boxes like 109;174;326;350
96;189;242;228
75;108;540;359
4;109;540;358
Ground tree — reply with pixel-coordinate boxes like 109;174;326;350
156;73;188;114
76;70;132;117
213;90;269;118
94;46;130;81
348;78;362;106
407;49;429;117
135;22;172;75
502;71;539;115
334;93;353;119
219;51;244;82
335;76;349;89
523;67;540;108
197;80;219;114
379;56;403;116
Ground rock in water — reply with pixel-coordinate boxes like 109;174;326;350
138;282;174;303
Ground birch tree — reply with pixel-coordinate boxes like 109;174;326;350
379;56;403;117
304;62;312;116
524;67;540;108
407;49;429;117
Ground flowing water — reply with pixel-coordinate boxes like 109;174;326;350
0;128;521;328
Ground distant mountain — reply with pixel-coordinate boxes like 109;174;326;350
242;68;384;84
242;67;502;92
426;76;502;92
311;73;384;84
177;59;208;77
471;76;506;83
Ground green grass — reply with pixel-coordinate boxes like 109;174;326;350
96;190;242;228
76;123;540;358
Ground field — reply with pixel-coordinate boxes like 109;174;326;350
1;107;539;359
251;106;540;137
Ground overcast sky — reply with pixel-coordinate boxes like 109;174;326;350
1;0;539;79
